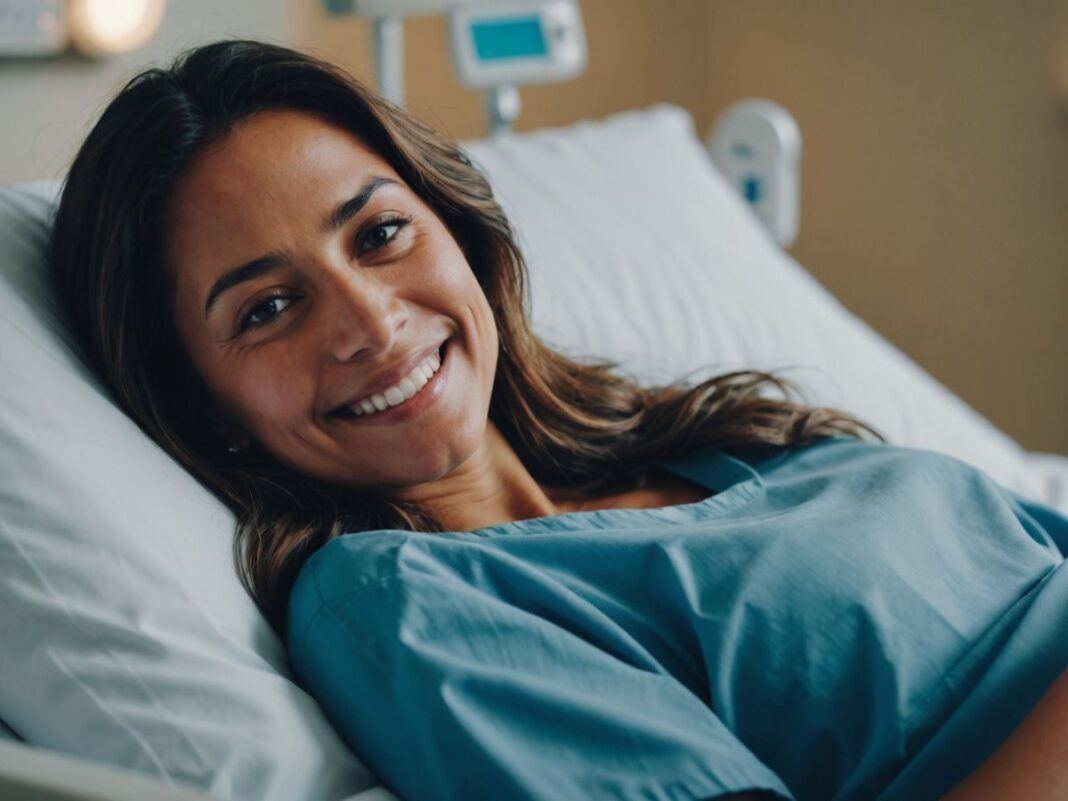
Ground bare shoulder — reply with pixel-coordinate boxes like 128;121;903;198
941;667;1068;800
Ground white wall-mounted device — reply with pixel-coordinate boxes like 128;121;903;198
323;0;477;106
0;0;166;58
324;0;473;106
707;99;802;249
0;0;64;56
447;1;585;89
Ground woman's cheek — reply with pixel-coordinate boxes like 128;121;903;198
234;360;309;424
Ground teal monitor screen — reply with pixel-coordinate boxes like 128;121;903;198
471;15;548;61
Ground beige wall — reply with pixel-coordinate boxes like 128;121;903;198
292;0;1068;454
702;1;1068;456
5;1;1060;452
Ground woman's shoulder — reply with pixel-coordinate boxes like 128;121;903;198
715;435;1010;509
287;528;413;628
736;434;987;478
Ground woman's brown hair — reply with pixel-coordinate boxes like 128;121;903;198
47;38;883;638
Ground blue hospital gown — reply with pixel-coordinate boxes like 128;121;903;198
286;436;1068;801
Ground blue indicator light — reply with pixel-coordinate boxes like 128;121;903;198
471;16;548;61
731;142;754;159
323;0;354;13
743;176;762;204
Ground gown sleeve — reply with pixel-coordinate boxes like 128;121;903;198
287;533;795;801
1000;487;1068;558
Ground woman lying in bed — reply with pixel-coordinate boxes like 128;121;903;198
46;39;1068;801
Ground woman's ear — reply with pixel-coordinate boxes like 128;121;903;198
204;400;251;452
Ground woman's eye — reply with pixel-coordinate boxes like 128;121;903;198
232;216;412;337
357;215;412;256
237;294;296;334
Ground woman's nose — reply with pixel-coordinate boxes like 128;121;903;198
321;267;408;362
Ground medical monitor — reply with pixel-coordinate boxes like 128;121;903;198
448;0;586;89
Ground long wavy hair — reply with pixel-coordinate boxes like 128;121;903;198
47;39;883;638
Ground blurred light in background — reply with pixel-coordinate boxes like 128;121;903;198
67;0;165;55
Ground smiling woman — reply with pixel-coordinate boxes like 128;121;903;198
45;39;879;642
162;106;497;498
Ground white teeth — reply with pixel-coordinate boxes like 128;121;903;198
348;350;443;417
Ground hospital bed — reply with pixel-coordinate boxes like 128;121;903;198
2;101;1067;801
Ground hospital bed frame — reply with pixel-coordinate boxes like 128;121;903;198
0;738;220;801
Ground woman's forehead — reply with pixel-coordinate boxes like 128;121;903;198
163;109;406;297
166;110;409;246
178;109;394;205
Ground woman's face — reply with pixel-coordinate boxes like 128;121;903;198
165;108;498;490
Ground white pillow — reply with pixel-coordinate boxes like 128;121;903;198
0;102;1059;801
0;184;377;800
460;103;1053;506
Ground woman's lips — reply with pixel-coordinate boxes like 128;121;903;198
330;339;446;415
330;337;451;427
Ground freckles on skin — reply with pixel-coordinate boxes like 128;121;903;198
203;126;352;245
162;108;501;493
241;356;317;430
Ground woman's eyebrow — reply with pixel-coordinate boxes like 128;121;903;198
320;176;397;235
202;175;398;319
203;252;289;320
